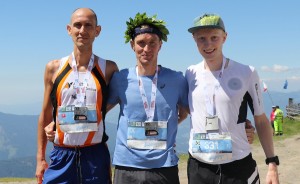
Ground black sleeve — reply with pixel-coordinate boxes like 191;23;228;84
237;91;254;124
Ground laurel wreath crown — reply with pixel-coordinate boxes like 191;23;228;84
124;12;169;43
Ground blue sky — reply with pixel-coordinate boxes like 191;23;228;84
1;0;300;107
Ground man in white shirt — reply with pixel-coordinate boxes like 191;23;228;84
185;13;279;184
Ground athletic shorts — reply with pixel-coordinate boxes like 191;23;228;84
187;153;260;184
113;165;179;184
43;143;111;184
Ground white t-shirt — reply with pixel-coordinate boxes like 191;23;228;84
185;57;264;164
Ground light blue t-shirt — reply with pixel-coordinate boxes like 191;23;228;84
108;66;189;169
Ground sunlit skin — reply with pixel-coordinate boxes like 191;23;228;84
193;28;227;71
67;8;101;52
130;33;162;75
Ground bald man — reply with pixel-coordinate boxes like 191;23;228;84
35;8;118;184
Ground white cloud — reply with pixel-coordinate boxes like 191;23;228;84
261;66;270;72
289;76;300;80
273;65;289;72
261;76;300;82
261;64;289;72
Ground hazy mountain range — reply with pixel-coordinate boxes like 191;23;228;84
0;91;298;177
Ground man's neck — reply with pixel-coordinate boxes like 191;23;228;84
204;55;224;71
73;48;93;67
137;63;158;76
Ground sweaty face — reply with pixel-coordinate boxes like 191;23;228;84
67;9;100;50
131;33;162;66
193;28;226;62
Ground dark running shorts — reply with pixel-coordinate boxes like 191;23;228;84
187;153;260;184
113;165;179;184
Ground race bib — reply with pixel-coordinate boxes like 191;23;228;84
57;105;98;133
127;121;167;150
192;132;232;162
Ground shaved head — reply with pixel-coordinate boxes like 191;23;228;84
71;8;98;25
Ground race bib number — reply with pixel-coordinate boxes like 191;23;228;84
192;133;232;162
127;121;167;150
57;105;98;133
192;133;232;153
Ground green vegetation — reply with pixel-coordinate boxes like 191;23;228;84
179;154;189;164
0;178;35;182
124;12;169;43
178;154;189;172
283;117;300;132
254;117;300;144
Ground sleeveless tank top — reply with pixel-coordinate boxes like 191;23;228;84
50;55;108;146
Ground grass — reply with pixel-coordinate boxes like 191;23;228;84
281;117;300;135
254;117;300;144
0;178;35;182
178;153;189;166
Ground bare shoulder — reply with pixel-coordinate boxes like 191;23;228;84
106;60;119;73
44;59;61;83
46;59;60;72
105;60;119;83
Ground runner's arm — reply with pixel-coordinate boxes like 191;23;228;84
254;114;279;184
105;60;119;113
178;106;189;124
35;61;58;183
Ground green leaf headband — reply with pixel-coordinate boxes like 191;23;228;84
124;12;169;43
